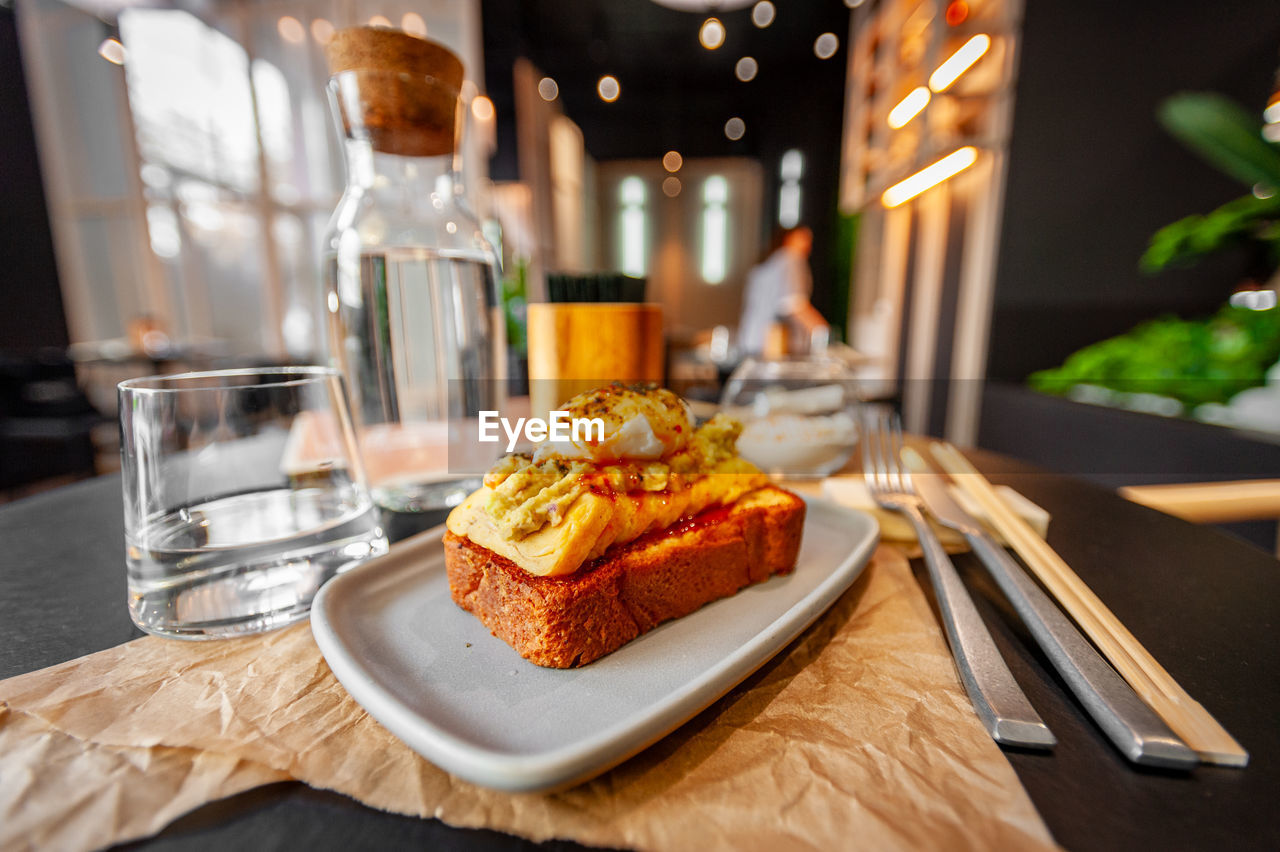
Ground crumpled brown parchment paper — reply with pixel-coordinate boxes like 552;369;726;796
0;545;1058;852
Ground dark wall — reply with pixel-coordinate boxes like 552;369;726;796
480;0;849;323
0;7;69;356
989;0;1280;381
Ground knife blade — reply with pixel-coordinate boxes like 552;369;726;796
903;448;1198;769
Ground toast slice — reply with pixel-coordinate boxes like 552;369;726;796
444;486;806;668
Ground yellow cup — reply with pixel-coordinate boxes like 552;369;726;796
527;302;664;418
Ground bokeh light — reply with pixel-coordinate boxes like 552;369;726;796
401;12;427;36
471;95;495;121
97;37;125;65
699;17;726;50
277;16;304;44
311;18;335;44
752;2;776;28
814;33;839;60
598;75;620;102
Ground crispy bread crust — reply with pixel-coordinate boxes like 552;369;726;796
444;486;806;668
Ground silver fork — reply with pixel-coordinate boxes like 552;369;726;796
861;411;1055;749
905;445;1196;768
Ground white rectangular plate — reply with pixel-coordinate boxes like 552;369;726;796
310;496;879;792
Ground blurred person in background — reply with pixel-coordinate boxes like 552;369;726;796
736;225;829;356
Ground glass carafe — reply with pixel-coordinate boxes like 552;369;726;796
322;46;505;513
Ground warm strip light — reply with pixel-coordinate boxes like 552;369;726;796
888;87;931;128
929;34;990;92
881;147;978;207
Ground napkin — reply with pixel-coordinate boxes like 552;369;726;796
0;546;1057;852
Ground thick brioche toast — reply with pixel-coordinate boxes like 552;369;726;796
444;486;806;668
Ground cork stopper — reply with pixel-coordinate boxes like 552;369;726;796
325;27;465;157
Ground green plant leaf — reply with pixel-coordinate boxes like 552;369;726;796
1029;304;1280;407
1140;192;1280;273
1158;93;1280;189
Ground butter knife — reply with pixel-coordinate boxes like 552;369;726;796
905;450;1198;769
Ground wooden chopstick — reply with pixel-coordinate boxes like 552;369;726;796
1119;480;1280;524
930;442;1249;767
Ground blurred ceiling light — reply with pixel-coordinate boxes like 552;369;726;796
881;146;978;207
752;1;775;28
663;176;682;197
735;56;758;82
471;95;495;121
663;150;683;172
724;116;745;140
277;16;305;44
780;149;804;180
368;15;392;28
888;87;931;128
845;0;867;7
598;75;620;102
311;18;335;44
929;34;991;92
945;0;969;26
651;0;752;8
538;77;559;100
97;37;125;65
699;17;725;50
401;13;427;36
814;33;839;60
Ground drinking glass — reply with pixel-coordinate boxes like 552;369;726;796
119;367;388;638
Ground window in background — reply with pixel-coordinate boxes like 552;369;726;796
778;149;804;227
619;176;647;277
19;0;486;363
117;7;327;357
701;175;728;284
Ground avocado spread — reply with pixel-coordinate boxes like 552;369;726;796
482;413;747;539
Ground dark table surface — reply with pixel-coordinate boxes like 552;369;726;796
2;455;1278;852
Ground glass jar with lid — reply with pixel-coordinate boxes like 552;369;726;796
322;27;505;512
